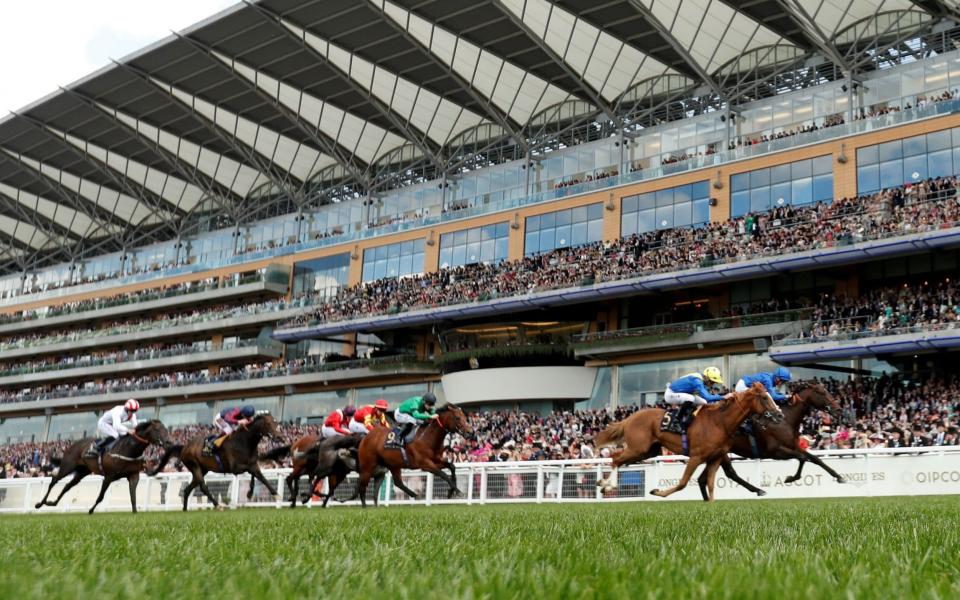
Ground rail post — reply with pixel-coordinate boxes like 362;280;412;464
536;465;544;503
425;472;434;506
479;469;488;505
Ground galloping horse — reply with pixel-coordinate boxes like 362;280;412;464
355;404;472;507
261;433;383;508
150;413;281;510
595;383;780;501
698;381;847;500
34;420;172;514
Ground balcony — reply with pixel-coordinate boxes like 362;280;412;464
572;310;811;358
275;225;960;341
770;322;960;364
0;267;290;336
0;342;284;388
0;305;303;360
0;355;437;413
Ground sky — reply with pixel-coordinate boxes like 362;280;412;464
0;0;236;115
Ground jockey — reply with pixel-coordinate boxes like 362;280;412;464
213;405;255;448
95;399;139;453
663;367;732;429
321;405;356;438
736;367;791;405
395;392;438;442
349;399;389;435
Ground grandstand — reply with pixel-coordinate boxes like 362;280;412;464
2;0;960;464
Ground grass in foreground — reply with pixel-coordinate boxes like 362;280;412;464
1;497;958;599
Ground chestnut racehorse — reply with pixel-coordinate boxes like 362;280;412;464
594;382;781;501
698;381;847;500
34;420;172;514
355;404;472;507
150;413;281;510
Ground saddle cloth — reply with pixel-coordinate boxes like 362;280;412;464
202;435;218;457
659;409;684;434
384;426;406;450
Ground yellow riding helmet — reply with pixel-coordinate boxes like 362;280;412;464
702;366;724;386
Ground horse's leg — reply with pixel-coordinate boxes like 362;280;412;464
388;466;419;499
127;472;140;513
39;469;86;508
181;479;197;512
442;460;459;497
799;450;846;483
598;442;660;492
249;465;279;498
372;471;385;508
88;476;117;514
784;455;807;484
704;460;722;503
650;457;702;498
699;459;765;499
191;466;219;510
322;474;341;508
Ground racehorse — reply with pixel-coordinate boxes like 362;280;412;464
697;381;847;500
594;382;781;501
150;413;281;510
261;433;385;508
34;420;172;514
355;404;472;507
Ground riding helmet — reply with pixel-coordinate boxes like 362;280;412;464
124;399;140;412
240;405;256;418
374;399;389;410
343;405;357;416
774;366;792;382
423;392;437;405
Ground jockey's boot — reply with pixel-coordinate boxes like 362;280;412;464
677;402;695;431
400;423;415;444
94;437;115;455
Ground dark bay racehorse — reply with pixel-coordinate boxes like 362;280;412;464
355;405;472;507
698;381;847;500
595;383;781;501
150;413;280;510
34;420;172;514
261;433;383;508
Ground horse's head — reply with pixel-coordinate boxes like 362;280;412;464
137;420;173;447
251;412;281;438
746;382;783;422
436;404;473;436
794;382;841;418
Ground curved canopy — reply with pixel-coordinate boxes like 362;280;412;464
0;0;951;273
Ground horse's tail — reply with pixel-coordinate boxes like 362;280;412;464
594;420;628;448
260;444;291;463
148;444;182;476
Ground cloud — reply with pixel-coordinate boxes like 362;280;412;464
0;0;235;115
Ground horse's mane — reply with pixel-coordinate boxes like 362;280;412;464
437;403;460;414
135;420;156;432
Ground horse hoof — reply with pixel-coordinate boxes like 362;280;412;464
837;477;847;484
650;489;662;497
215;505;225;512
756;489;767;497
784;477;798;484
34;503;42;510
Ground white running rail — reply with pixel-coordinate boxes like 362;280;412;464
3;447;959;513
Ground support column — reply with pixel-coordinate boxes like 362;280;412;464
602;191;621;242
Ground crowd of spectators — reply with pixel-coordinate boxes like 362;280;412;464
0;296;305;353
554;169;619;189
726;113;846;151
286;177;960;328
3;373;957;477
801;279;960;340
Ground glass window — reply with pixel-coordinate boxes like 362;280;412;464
362;240;426;281
732;156;833;217
293;254;350;298
48;411;100;442
857;144;879;166
621;181;710;235
858;165;880;194
284;391;352;422
439;223;509;269
525;204;603;255
0;415;46;444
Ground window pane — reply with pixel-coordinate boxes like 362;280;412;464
674;202;692;227
750;186;770;211
927;129;951;152
587;219;603;242
555;209;572;226
588;203;603;220
857;144;879;165
691;181;709;199
770;163;791;183
540;212;556;229
731;173;749;192
903;155;927;183
622;214;637;237
527;215;540;231
791;159;812;179
879;159;903;189
571;221;588;245
637;193;656;210
656;205;673;229
878;140;902;162
731;191;750;217
857;165;880;194
928;149;953;179
674;185;692;203
750;168;770;188
902;135;926;157
638;209;656;233
622;195;638;214
812;174;833;203
439;247;452;268
571;205;588;223
452;245;466;266
692;199;710;225
791;177;813;205
525;231;539;255
495;238;508;261
555;225;572;249
771;182;792;206
656;189;674;207
811;155;832;175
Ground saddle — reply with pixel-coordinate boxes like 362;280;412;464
84;438;114;458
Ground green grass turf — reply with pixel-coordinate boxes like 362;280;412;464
1;497;958;599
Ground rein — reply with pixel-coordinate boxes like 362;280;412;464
130;431;150;445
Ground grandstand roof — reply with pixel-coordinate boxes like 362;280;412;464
0;0;954;274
